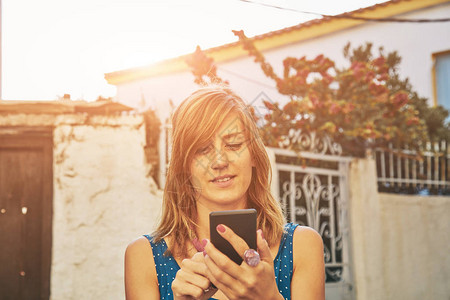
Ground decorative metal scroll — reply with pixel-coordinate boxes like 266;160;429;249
277;129;343;156
280;172;349;283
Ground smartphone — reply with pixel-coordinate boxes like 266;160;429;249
209;209;257;265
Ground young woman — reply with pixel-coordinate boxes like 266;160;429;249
125;85;325;300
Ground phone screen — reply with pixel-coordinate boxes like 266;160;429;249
209;209;257;265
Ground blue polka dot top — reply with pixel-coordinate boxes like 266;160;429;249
144;222;298;300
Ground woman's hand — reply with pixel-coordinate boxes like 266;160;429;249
172;252;218;300
203;226;283;300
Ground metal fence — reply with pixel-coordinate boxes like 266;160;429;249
375;141;450;195
269;147;354;300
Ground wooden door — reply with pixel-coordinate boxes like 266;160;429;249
0;128;53;300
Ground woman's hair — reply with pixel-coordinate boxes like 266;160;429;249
152;85;285;258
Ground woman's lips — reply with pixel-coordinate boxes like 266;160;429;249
210;175;236;188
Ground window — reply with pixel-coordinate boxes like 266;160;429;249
433;51;450;121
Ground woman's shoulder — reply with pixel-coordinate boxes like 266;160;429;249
292;225;322;243
126;235;151;251
281;223;322;248
124;236;160;298
125;236;155;268
291;225;324;267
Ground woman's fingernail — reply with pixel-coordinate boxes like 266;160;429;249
202;239;208;248
203;250;207;257
192;238;204;252
216;224;226;233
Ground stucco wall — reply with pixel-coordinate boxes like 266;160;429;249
349;156;450;300
379;193;450;300
0;113;163;300
348;157;384;300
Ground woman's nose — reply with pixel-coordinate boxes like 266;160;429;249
211;148;229;170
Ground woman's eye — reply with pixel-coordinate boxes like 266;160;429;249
197;145;212;155
226;143;243;151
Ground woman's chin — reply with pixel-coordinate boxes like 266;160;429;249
207;196;247;209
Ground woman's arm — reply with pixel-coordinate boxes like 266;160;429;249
291;226;325;300
124;237;160;300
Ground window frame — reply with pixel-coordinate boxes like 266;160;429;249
432;49;450;107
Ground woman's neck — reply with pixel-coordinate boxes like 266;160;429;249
194;200;248;240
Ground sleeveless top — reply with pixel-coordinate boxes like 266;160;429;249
144;223;298;300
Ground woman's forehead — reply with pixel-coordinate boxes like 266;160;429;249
215;113;247;139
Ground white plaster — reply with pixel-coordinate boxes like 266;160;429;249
50;118;162;300
379;193;450;299
348;156;383;300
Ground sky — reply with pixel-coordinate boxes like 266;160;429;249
2;0;388;101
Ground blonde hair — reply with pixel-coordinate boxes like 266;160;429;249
152;85;285;258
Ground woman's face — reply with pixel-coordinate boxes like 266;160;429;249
190;113;254;210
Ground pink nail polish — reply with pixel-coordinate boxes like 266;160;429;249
259;229;265;240
192;238;204;252
202;239;208;248
216;224;226;233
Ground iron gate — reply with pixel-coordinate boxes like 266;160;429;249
269;146;354;300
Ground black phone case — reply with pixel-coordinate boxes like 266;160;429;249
209;209;257;265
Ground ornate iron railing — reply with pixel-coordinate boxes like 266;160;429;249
270;146;353;287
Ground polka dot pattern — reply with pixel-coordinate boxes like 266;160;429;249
144;236;179;300
273;223;298;300
143;223;298;300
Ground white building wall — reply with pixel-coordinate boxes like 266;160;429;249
114;3;450;120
